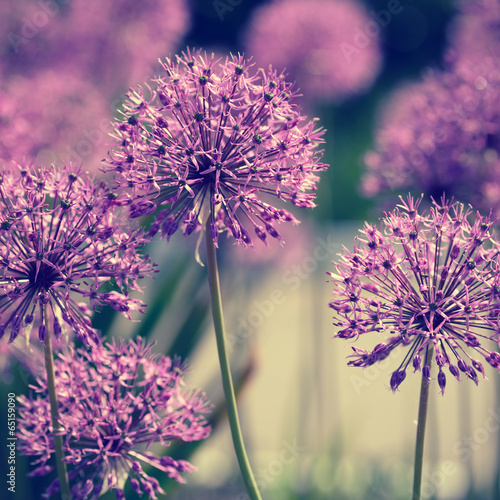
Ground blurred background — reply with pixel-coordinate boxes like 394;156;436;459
4;0;500;498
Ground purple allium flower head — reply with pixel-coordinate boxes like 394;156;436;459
360;68;500;214
243;0;382;103
0;163;156;346
0;0;190;97
18;337;211;500
0;336;44;384
0;69;111;170
106;49;328;247
329;195;500;394
446;0;500;83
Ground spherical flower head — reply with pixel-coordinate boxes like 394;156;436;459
329;195;500;394
0;69;111;170
0;0;190;97
106;49;328;247
243;0;382;103
0;163;156;346
446;0;500;83
17;337;211;499
360;68;500;214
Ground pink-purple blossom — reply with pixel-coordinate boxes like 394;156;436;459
0;69;111;168
445;0;500;83
0;163;156;346
329;196;500;394
243;0;382;103
17;337;211;500
106;50;328;247
0;0;190;97
360;67;500;214
361;0;500;214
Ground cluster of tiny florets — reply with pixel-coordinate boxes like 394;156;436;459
243;0;382;103
106;49;327;247
17;337;211;500
361;0;500;214
0;163;156;346
329;195;500;394
361;68;500;211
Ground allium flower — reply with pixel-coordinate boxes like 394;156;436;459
0;162;156;345
243;0;382;103
0;69;111;169
0;337;44;384
329;196;500;394
0;0;190;97
446;0;500;82
18;337;211;500
360;68;500;214
106;50;327;246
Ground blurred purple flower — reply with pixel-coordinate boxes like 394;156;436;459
0;0;190;96
0;336;44;384
329;195;500;394
0;69;111;170
360;67;500;213
243;0;382;103
18;337;211;500
106;50;328;247
0;163;156;346
446;0;500;83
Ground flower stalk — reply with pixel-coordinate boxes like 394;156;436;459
43;313;71;500
205;221;262;500
412;346;434;500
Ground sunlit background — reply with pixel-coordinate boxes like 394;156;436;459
3;0;500;499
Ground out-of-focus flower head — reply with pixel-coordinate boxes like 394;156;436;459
329;195;500;394
0;69;111;168
446;0;500;82
0;162;156;346
243;0;382;103
106;49;328;247
18;337;211;500
0;0;190;95
360;68;500;214
0;336;44;384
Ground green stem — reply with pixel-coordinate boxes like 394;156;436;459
205;223;262;500
43;315;72;500
412;347;434;500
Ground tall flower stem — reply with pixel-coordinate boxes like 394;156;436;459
205;223;262;500
43;314;72;500
412;346;434;500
